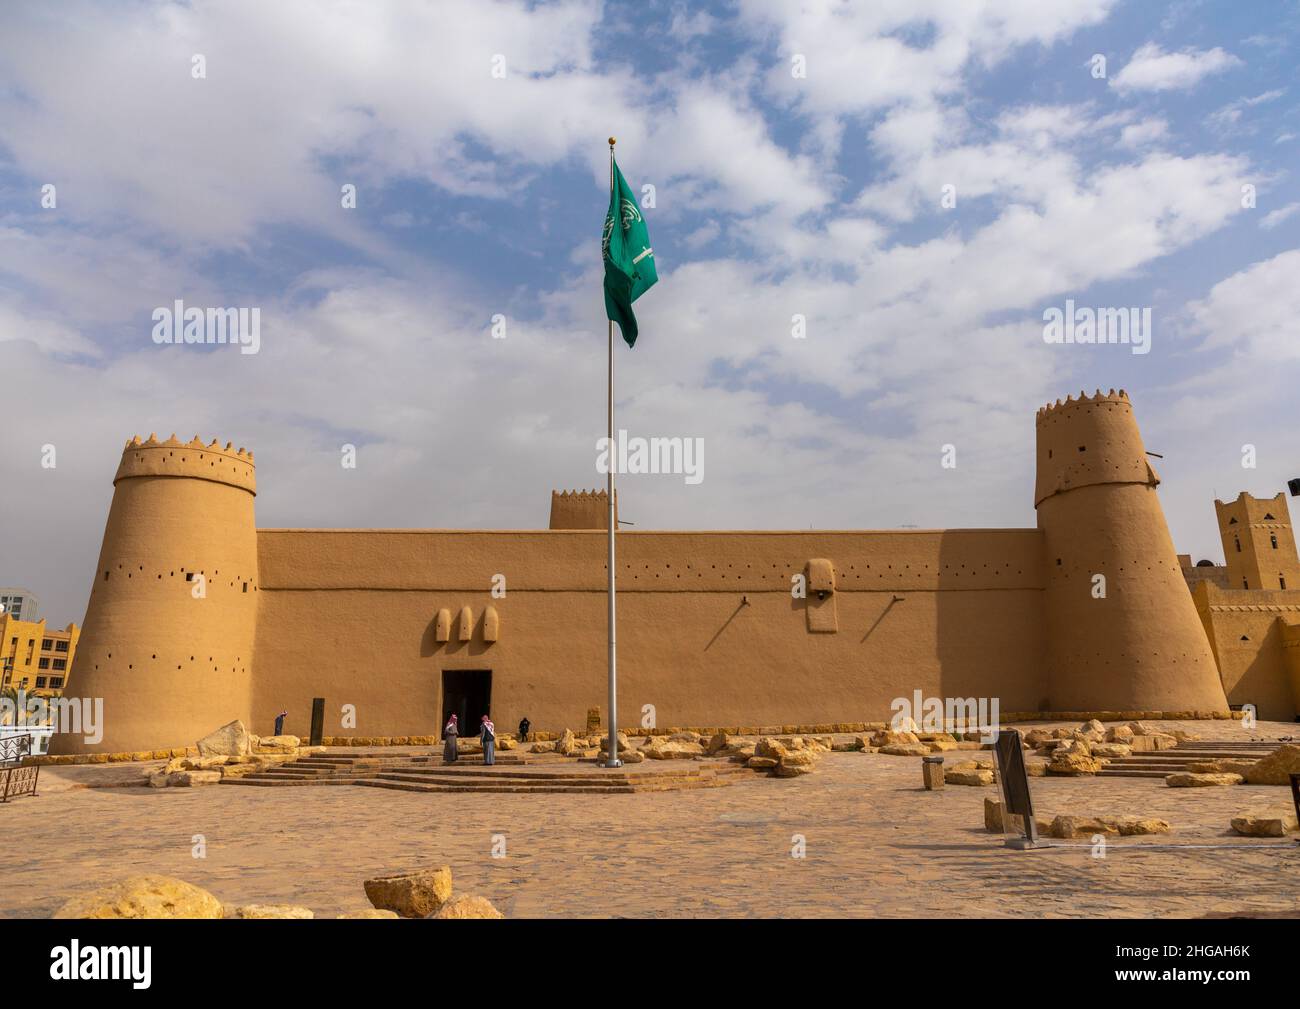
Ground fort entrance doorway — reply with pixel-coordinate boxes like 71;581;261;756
442;669;492;731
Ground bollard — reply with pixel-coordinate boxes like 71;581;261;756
922;755;945;790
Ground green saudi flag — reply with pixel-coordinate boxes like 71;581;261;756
603;158;657;347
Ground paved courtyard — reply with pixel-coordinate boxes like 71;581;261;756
4;720;1298;918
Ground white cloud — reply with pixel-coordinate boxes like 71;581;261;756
1260;202;1300;229
1118;118;1170;149
1186;249;1300;360
1111;43;1240;94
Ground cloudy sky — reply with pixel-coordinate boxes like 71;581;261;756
2;0;1299;625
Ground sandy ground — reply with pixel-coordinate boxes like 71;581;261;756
2;719;1297;919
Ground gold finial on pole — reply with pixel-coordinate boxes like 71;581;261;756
608;136;616;146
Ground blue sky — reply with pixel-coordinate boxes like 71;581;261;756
1;0;1299;623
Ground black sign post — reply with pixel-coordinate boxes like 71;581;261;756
310;697;325;747
994;728;1039;849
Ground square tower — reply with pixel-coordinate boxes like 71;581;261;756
1214;492;1300;591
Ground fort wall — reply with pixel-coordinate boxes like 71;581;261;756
250;528;1048;738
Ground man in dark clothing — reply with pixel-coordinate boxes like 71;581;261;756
518;716;530;742
274;710;288;736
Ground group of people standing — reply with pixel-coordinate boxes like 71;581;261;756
442;713;496;765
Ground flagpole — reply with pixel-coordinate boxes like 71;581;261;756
605;136;621;769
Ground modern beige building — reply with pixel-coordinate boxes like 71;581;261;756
55;390;1251;756
1;613;79;697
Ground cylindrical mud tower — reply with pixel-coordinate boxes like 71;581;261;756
1035;391;1228;713
51;435;258;754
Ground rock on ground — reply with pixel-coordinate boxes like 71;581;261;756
1230;810;1299;837
1165;772;1243;788
53;875;224;919
879;743;931;757
430;895;503;919
1243;744;1300;786
775;749;818;777
196;719;251;757
944;768;994;786
363;867;453;918
643;738;704;760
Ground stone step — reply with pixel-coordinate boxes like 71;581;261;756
360;778;640;794
373;772;635;789
1097;769;1174;779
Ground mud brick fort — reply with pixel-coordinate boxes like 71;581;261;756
53;389;1300;755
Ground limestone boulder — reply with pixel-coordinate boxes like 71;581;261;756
775;749;818;778
1046;738;1101;775
231;904;314;919
431;895;503;919
363;867;453;919
1242;744;1300;786
704;731;731;755
1230;809;1299;837
880;743;931;757
1186;759;1257;776
1100;816;1172;836
1049;815;1119;839
747;756;778;769
944;768;994;786
254;734;300;753
1024;729;1055;748
729;744;756;761
1126;721;1158;736
53;875;224;919
555;728;581;756
530;741;556;754
1090;743;1132;759
498;737;517;751
1165;772;1243;788
1106;725;1135;744
643;737;704;760
1077;719;1106;743
754;737;789;760
668;731;703;744
870;730;920;748
926;740;959;753
196;719;251;757
598;748;645;763
831;738;862;752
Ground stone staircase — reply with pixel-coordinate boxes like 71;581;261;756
1097;740;1279;779
224;750;529;787
223;750;750;793
360;762;749;794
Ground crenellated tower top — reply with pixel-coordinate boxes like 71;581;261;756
114;433;256;495
1034;388;1155;507
549;488;617;530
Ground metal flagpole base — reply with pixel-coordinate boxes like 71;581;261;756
603;759;623;768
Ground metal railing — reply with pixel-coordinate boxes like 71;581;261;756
0;733;39;802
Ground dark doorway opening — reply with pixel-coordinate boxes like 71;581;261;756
442;669;491;734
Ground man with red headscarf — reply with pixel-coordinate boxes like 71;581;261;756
443;713;459;764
